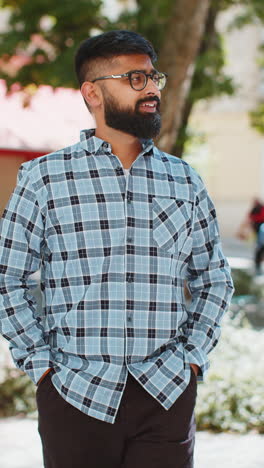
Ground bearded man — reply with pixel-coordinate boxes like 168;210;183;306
0;30;233;468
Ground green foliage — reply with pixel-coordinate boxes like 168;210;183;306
229;269;264;329
189;39;235;102
0;0;104;89
0;368;36;417
106;0;173;57
231;269;263;298
228;0;264;28
250;103;264;135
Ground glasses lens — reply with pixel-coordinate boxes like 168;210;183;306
153;73;167;90
130;72;147;90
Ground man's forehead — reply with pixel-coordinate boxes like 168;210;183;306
109;54;155;72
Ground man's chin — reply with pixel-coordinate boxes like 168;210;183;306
105;110;161;139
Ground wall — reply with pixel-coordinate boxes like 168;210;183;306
0;153;30;215
189;6;264;238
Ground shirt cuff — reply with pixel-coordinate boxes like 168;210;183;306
184;343;210;382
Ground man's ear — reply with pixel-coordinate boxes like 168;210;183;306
80;81;102;110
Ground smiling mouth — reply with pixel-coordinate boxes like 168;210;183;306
139;102;158;112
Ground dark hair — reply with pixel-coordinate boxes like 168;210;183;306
75;30;157;87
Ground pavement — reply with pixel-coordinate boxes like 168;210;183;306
222;237;254;270
222;237;253;259
0;416;263;468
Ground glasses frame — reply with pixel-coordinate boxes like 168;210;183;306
91;70;168;91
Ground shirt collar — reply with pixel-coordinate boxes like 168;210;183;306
79;129;154;156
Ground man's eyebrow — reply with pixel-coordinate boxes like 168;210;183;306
126;68;158;74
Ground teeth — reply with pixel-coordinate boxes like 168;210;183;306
144;103;155;107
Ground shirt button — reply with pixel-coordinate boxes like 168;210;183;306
127;272;134;282
127;237;133;243
102;142;108;149
127;316;132;322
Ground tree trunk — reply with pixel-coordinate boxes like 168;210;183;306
172;2;220;158
156;0;211;154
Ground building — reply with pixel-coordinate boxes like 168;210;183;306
189;5;264;237
0;80;94;214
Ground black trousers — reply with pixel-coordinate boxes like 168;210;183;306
255;244;264;272
37;370;197;468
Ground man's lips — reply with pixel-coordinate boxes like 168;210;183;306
139;101;158;113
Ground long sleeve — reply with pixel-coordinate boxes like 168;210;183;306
183;178;234;381
0;165;52;384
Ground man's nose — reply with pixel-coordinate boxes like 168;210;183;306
145;77;161;96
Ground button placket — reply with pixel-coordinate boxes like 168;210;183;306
124;173;135;360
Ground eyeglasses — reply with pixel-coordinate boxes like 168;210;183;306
91;70;168;91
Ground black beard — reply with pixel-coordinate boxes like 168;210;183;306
103;92;162;139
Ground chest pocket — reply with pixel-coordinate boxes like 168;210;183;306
152;197;193;255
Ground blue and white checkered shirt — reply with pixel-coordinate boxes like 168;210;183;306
0;129;233;423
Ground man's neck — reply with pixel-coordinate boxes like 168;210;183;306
95;127;142;170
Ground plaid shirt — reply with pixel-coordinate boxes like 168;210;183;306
0;129;233;423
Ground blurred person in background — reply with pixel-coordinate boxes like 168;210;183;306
0;30;233;468
237;197;264;275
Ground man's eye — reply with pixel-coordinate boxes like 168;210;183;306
152;74;160;82
131;74;142;81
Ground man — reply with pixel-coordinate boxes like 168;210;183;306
237;197;264;274
0;30;233;468
248;198;264;274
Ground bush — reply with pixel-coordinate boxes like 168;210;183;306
0;368;36;417
230;269;264;328
196;314;264;433
231;269;263;298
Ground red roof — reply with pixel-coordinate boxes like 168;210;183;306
0;147;45;160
